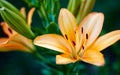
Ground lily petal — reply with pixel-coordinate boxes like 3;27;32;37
56;54;77;64
90;30;120;51
9;34;34;49
1;22;16;37
79;12;104;48
58;8;77;42
34;34;72;54
27;8;35;27
0;43;31;52
20;7;26;18
80;50;104;66
0;34;34;52
0;38;8;44
20;7;35;27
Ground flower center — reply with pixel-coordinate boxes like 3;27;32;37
64;26;89;59
64;34;77;58
77;27;89;57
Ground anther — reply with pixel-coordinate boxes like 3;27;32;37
72;41;76;46
86;33;88;39
81;27;83;34
65;34;68;40
8;28;12;33
82;45;84;50
75;31;76;34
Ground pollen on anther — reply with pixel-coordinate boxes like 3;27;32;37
86;33;88;39
82;45;84;50
65;34;68;40
72;41;76;46
81;27;83;34
8;28;12;34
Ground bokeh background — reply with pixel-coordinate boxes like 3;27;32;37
0;0;120;75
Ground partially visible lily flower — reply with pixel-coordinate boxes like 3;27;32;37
34;8;120;66
0;8;35;52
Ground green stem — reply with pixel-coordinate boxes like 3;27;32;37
41;3;50;23
67;0;73;11
33;50;62;71
50;0;56;22
37;2;50;27
66;62;78;75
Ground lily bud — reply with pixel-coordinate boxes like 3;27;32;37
0;0;35;39
67;0;95;24
76;0;95;23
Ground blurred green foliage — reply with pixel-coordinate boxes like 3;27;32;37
0;0;120;75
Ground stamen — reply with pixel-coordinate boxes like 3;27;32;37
8;28;12;34
71;55;77;59
86;33;88;39
81;27;83;34
82;45;84;50
65;34;68;40
72;41;76;46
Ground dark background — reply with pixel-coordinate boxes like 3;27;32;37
0;0;120;75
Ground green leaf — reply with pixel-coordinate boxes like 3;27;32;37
46;22;58;33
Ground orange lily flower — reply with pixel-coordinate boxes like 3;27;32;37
0;8;35;52
34;8;120;66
